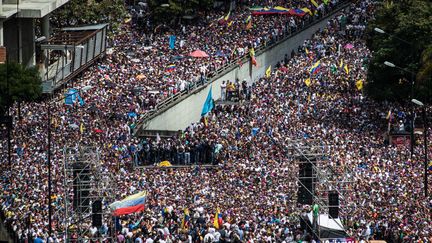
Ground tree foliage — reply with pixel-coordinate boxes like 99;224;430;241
149;0;214;25
52;0;127;32
365;0;432;102
0;63;42;115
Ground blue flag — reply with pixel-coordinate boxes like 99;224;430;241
65;89;77;106
201;87;214;116
252;127;259;136
77;94;85;106
169;35;176;50
65;88;85;106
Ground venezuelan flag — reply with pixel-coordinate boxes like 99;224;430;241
181;208;190;229
110;191;147;216
289;9;306;17
213;208;223;229
301;8;313;16
166;64;176;72
309;60;321;75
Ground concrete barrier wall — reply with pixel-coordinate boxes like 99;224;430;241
145;8;346;131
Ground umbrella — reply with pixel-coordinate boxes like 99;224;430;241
215;50;226;57
94;128;104;133
344;43;354;49
158;161;172;167
189;50;209;58
136;74;145;80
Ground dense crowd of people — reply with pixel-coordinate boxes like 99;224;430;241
1;0;431;242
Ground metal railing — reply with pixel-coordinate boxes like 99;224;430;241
134;1;351;134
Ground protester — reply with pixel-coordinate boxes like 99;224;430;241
2;0;431;242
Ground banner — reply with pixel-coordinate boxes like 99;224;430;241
169;35;176;50
201;87;214;116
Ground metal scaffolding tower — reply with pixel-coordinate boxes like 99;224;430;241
280;139;353;239
62;146;116;242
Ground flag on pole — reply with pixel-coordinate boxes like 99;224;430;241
169;35;176;50
249;47;257;66
246;20;253;30
344;64;349;74
213;208;223;229
386;110;392;120
166;64;176;72
201;87;214;116
311;0;319;8
65;89;78;106
356;79;363;90
80;122;85;134
224;11;231;21
301;7;313;15
181;208;190;230
65;89;85;106
330;64;337;74
309;60;321;75
266;65;271;78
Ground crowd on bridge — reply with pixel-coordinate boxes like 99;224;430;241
1;0;431;242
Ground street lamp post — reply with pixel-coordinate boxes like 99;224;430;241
384;61;417;156
47;85;92;236
411;99;428;198
374;27;413;46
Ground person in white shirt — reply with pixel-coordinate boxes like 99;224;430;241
220;81;227;101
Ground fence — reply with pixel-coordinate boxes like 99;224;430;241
134;142;220;167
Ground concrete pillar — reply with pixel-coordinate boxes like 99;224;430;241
3;18;19;62
0;21;4;46
20;18;35;66
42;14;50;39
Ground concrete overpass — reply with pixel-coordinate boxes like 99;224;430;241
134;1;351;135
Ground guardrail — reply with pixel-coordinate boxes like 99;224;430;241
134;0;351;134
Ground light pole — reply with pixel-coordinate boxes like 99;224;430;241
384;61;417;156
374;28;413;46
411;99;428;198
47;85;92;236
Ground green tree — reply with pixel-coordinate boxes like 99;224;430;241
149;0;214;25
52;0;127;32
365;0;432;102
0;63;42;115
